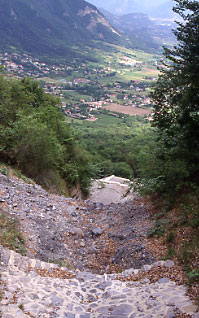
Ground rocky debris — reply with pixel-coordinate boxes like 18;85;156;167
0;172;155;274
0;247;197;318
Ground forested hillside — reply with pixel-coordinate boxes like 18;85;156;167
0;75;93;196
100;9;175;52
73;115;156;180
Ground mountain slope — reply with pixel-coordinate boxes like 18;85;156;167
0;0;120;59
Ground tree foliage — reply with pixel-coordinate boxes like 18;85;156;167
151;0;199;192
74;116;157;181
0;76;92;195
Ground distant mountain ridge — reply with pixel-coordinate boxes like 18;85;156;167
88;0;174;18
100;8;175;52
0;0;120;59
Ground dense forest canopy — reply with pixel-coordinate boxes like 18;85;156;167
74;115;156;181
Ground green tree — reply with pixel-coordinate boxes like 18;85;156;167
0;76;92;196
151;0;199;191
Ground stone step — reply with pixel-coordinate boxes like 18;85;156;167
0;245;177;281
0;245;74;274
0;246;198;318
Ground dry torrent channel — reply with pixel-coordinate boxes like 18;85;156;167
0;173;198;318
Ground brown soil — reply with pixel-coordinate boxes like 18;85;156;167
103;103;151;116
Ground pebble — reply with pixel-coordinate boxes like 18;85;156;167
92;228;104;237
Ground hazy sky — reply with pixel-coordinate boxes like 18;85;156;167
88;0;174;17
88;0;169;7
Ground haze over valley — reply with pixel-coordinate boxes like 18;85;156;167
87;0;174;18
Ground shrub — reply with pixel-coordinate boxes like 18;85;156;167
187;269;199;284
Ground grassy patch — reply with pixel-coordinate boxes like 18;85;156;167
0;211;26;255
0;167;9;176
188;269;199;284
66;113;123;127
18;304;24;311
47;258;74;270
0;165;32;184
165;231;176;244
13;169;32;184
163;246;176;260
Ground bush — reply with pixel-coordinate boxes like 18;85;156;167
188;269;199;284
0;167;8;176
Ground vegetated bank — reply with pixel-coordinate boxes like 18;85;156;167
0;75;94;197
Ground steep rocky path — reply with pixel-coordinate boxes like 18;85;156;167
0;172;198;317
0;173;155;273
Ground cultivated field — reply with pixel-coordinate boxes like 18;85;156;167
103;103;151;116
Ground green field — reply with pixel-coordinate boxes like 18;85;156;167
65;113;123;127
62;90;91;103
41;44;160;85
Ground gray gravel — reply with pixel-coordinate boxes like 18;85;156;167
0;173;155;273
